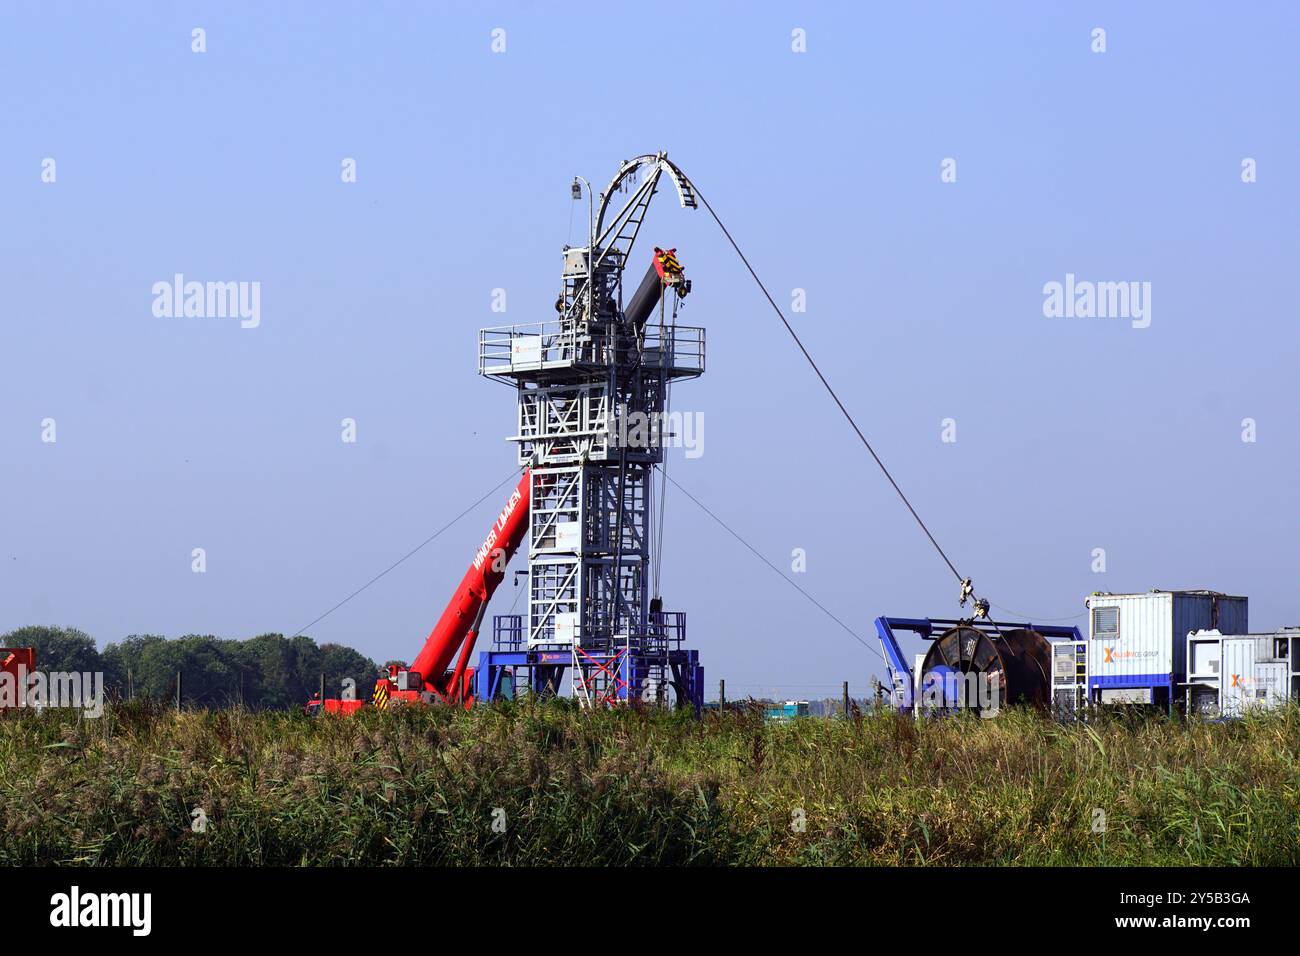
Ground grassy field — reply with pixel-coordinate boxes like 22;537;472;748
1;700;1297;865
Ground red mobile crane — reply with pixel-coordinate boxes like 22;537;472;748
306;469;531;715
1;647;37;712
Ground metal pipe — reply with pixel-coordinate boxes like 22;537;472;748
624;260;663;330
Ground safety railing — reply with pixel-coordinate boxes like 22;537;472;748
639;611;687;655
478;321;705;379
493;611;687;655
492;614;524;651
642;325;705;377
479;321;586;375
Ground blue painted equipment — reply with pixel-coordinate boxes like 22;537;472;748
874;616;1084;715
764;701;810;722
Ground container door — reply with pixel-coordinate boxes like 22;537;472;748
1254;662;1286;711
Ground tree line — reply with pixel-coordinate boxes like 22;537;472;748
1;626;380;709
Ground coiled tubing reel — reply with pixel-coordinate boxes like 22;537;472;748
917;625;1053;714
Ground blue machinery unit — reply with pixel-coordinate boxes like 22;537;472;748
476;612;704;712
875;616;1085;713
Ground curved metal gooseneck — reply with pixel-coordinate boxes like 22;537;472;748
560;153;698;325
593;152;697;253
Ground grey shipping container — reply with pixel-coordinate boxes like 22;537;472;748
1086;590;1248;709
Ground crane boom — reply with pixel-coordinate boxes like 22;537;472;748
409;469;530;696
304;470;531;715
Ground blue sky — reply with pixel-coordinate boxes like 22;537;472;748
3;1;1297;699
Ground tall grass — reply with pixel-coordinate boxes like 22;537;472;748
1;699;1296;865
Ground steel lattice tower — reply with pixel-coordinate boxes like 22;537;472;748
475;153;705;710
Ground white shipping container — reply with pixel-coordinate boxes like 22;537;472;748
1187;629;1300;717
1087;590;1247;703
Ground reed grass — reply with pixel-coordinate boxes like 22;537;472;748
1;699;1295;865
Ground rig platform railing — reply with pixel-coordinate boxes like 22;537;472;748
490;611;686;656
478;320;705;381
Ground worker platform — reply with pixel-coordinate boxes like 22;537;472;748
479;319;705;384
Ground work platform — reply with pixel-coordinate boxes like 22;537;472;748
478;320;705;384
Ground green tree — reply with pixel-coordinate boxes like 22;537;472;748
320;642;380;701
100;634;166;697
233;633;320;709
1;625;103;673
31;628;384;711
171;635;243;707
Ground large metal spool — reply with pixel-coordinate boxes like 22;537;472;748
919;626;1052;713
